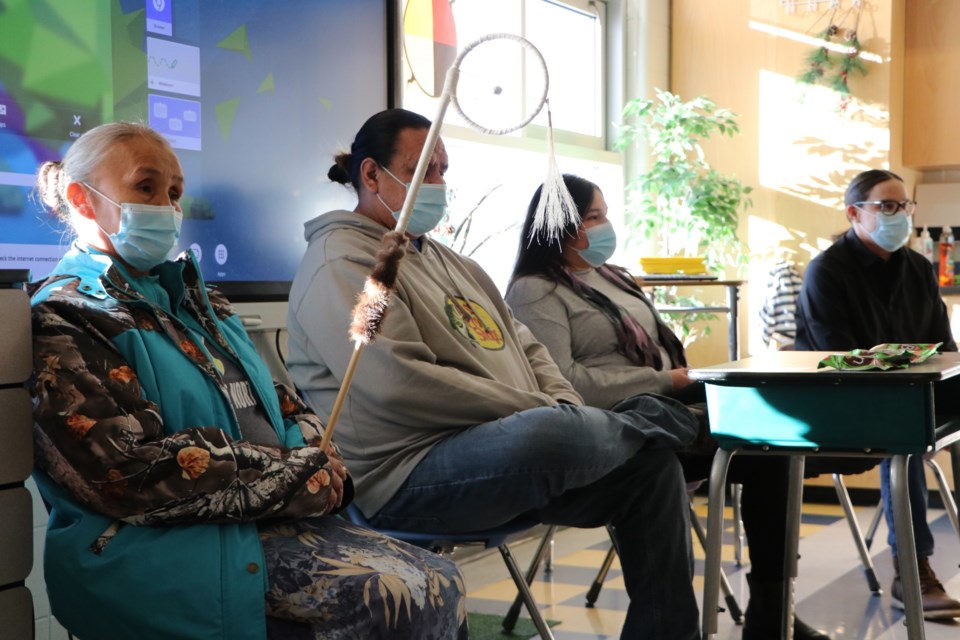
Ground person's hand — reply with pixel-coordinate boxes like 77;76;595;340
670;367;693;390
325;445;348;507
326;464;345;507
306;445;349;508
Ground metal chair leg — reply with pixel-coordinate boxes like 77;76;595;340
689;501;743;624
731;482;745;566
544;531;555;574
832;473;882;593
498;542;555;639
584;542;618;607
890;455;926;639
863;497;884;550
950;443;960;518
926;457;960;540
502;525;557;634
703;448;736;639
780;456;806;640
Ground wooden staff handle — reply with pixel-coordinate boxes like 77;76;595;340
318;341;365;452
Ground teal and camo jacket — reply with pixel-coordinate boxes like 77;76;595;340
29;245;352;640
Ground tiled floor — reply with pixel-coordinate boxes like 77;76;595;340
457;499;960;639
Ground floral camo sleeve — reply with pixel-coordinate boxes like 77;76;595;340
31;294;348;527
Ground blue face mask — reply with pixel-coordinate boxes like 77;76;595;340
84;183;183;271
866;211;912;252
377;166;448;237
576;222;617;267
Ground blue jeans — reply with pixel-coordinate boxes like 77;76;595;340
880;456;935;558
369;394;701;640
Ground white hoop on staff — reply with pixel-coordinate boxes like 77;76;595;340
450;33;550;135
393;33;550;239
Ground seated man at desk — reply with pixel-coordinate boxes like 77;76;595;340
795;168;960;619
286;109;704;639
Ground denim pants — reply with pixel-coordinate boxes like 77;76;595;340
369;394;701;640
879;456;935;558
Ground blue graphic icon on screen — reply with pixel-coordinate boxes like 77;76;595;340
148;94;201;151
147;0;173;36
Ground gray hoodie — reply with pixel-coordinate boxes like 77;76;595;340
286;211;582;515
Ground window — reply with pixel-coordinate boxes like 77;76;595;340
526;0;605;142
400;0;606;146
398;0;621;290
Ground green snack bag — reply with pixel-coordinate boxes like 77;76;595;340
818;343;942;371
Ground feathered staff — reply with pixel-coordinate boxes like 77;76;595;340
319;33;578;450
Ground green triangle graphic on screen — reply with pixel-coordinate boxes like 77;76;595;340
24;103;56;136
218;24;251;60
216;98;240;142
257;72;274;94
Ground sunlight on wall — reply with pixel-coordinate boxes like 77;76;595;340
673;0;898;361
757;69;890;207
747;214;835;263
746;19;885;64
748;68;894;355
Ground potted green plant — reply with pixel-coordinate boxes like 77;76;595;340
615;89;751;274
615;89;753;346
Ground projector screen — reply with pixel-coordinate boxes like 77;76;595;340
0;0;392;300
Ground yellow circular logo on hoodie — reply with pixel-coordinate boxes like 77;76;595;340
444;296;504;350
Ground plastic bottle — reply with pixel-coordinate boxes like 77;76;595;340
910;229;924;254
938;226;955;287
921;227;935;263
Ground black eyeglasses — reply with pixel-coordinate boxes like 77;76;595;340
853;200;918;216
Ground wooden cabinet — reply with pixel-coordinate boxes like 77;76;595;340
0;280;34;638
904;2;960;168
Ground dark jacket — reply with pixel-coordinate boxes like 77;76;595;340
795;229;956;352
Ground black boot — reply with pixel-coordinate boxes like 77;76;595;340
742;573;832;640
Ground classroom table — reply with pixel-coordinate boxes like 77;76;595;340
691;350;960;640
636;277;743;361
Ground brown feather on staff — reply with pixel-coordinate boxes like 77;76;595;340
350;231;408;344
320;230;409;450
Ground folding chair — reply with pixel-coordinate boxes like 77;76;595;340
345;504;557;639
833;456;960;594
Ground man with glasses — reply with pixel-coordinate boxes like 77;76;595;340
795;169;960;619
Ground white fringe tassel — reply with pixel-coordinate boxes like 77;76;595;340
531;101;580;243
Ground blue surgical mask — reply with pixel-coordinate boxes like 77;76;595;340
576;222;617;267
84;183;183;271
377;166;448;237
866;211;913;253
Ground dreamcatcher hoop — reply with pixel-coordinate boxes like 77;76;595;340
394;33;550;238
449;33;550;135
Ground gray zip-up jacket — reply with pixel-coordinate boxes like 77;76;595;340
286;211;582;515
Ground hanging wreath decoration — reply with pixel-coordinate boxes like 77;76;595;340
795;1;869;111
798;23;838;86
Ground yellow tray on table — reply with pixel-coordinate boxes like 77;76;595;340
638;256;708;275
